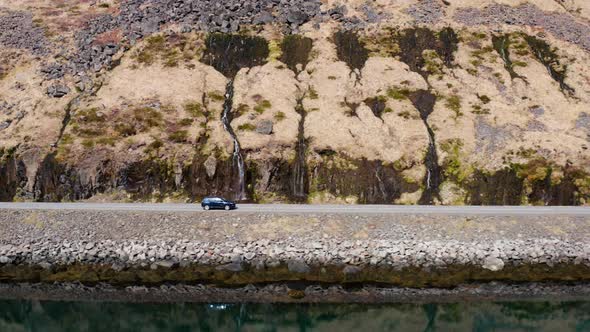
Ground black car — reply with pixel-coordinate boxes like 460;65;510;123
201;197;237;210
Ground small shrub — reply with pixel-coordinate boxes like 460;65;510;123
254;105;265;114
477;94;491;104
98;3;110;8
169;130;189;143
473;32;487;40
161;104;176;113
236;104;250;116
261;100;272;108
114;123;137;137
133;107;163;127
274;111;286;121
184;102;204;117
147;139;163;151
254;99;272;114
61;134;73;145
308;87;319;99
96;136;116;146
446;95;463;118
208;91;225;102
470;59;482;67
471;104;490;115
387;87;410;100
81;139;95;148
134;35;166;66
328;76;337;80
164;47;183;67
74;127;106;138
237;123;256;131
398;110;412;119
179;118;194;126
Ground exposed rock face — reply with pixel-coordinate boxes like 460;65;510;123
1;0;590;205
204;155;217;178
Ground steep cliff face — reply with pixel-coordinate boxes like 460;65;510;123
1;0;589;204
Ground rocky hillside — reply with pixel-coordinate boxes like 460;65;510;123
1;0;589;205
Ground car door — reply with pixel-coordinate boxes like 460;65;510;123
213;198;223;209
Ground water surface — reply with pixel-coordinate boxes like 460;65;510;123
0;300;588;331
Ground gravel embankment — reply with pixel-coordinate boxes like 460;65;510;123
0;209;588;288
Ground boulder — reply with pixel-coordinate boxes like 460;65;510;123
0;121;10;131
47;84;70;98
482;256;505;271
287;259;310;273
343;265;361;275
287;9;308;24
256;120;273;135
216;261;243;272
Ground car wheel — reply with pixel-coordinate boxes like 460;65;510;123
224;205;230;211
204;205;210;211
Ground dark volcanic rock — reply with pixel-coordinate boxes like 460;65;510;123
0;11;48;54
46;85;70;98
256;120;273;135
455;3;590;52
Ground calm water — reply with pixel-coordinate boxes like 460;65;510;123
0;300;589;332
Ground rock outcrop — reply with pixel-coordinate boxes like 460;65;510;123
1;0;590;204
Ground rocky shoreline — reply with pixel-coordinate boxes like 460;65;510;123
0;209;589;293
0;237;589;287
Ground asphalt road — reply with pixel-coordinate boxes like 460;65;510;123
0;203;589;216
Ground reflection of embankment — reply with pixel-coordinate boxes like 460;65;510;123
0;285;589;330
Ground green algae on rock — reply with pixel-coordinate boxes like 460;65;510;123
524;35;575;96
200;33;270;78
280;35;313;74
408;90;442;204
380;27;459;79
308;156;419;204
333;30;369;73
492;34;528;82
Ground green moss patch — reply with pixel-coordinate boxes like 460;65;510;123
445;95;463;119
133;33;203;68
237;123;256;131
